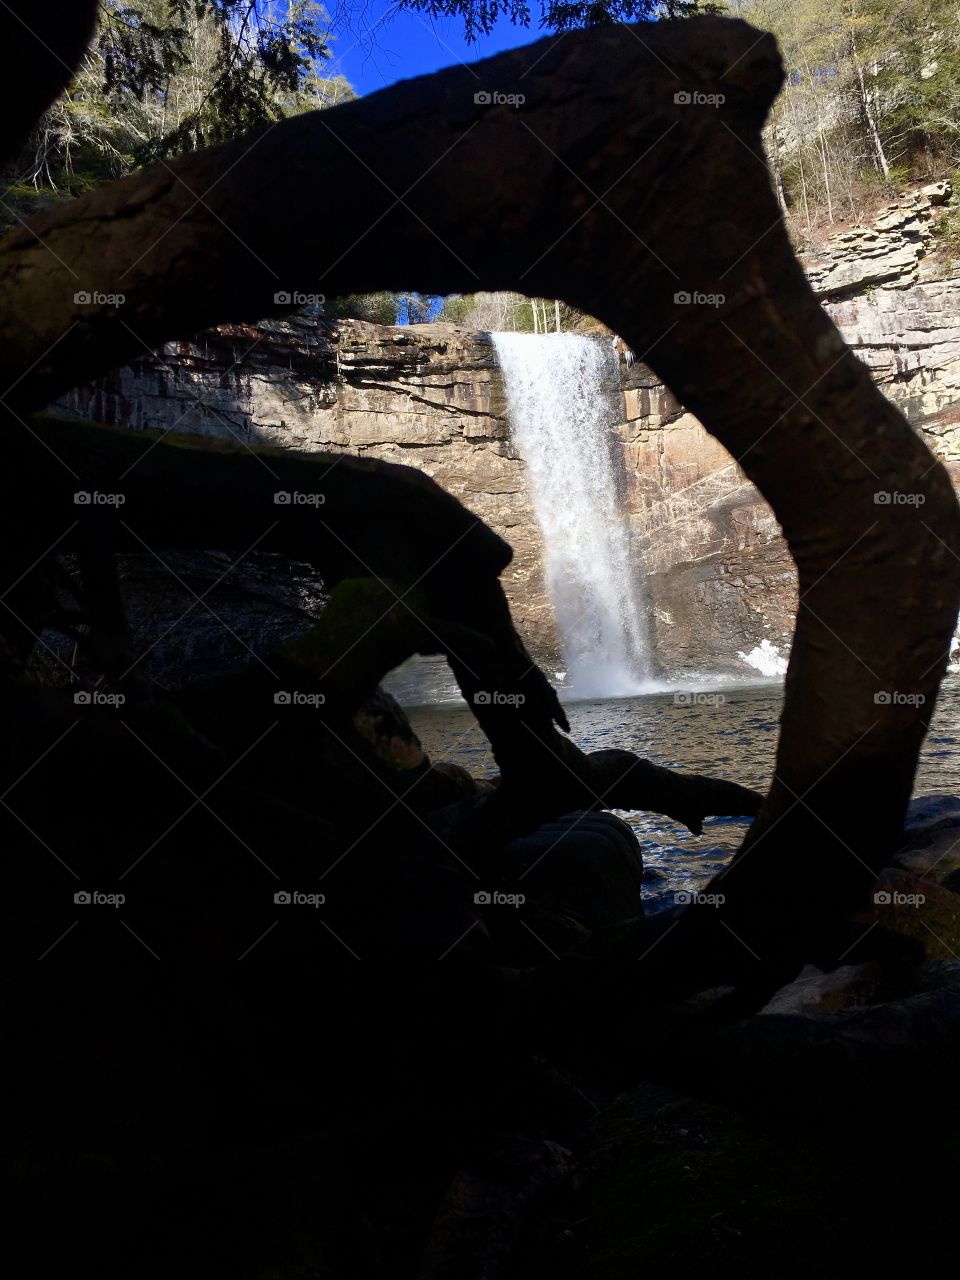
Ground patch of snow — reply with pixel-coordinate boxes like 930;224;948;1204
737;638;788;678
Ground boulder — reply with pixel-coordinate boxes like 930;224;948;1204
494;810;644;931
759;962;879;1016
855;867;960;960
891;793;960;884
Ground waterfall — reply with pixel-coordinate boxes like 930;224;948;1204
491;332;654;698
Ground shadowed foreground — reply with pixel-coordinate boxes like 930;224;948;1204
1;5;960;1276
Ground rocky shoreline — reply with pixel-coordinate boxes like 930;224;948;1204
14;655;960;1276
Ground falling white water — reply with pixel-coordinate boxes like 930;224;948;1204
492;332;653;698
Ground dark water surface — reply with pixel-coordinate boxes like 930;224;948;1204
398;664;960;911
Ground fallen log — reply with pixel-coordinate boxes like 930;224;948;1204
0;15;957;962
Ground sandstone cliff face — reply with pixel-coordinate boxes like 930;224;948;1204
618;180;960;674
615;368;797;675
59;318;560;659
57;182;960;678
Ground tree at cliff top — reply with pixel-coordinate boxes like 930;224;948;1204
397;0;722;39
735;0;960;241
439;291;592;331
1;0;713;311
1;1;355;230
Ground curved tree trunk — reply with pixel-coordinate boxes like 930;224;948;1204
1;16;958;962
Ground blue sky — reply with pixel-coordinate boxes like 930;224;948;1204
323;3;545;97
316;4;548;323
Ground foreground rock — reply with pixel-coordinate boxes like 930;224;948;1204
496;791;960;1278
892;791;960;884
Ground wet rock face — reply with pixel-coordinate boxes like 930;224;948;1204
56;184;960;676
